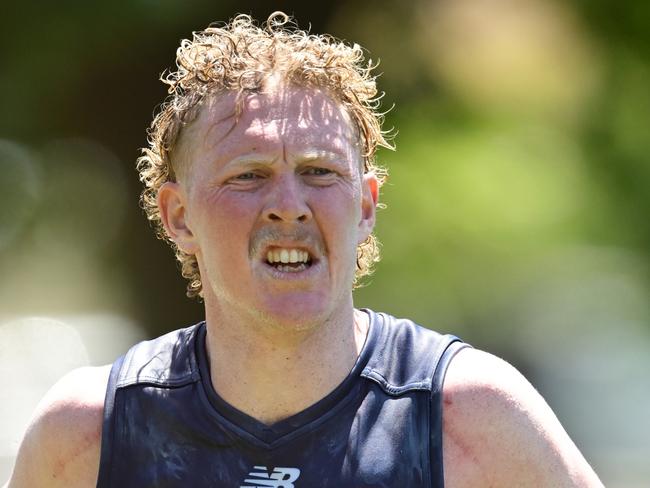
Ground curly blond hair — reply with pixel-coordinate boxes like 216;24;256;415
137;12;393;298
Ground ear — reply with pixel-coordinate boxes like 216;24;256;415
157;182;199;255
357;172;378;244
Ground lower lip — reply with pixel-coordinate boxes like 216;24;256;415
260;259;323;281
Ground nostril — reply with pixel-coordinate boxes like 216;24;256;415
265;211;310;223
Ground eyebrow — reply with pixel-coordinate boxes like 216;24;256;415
294;150;346;163
224;149;346;168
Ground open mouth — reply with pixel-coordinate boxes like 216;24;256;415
265;247;313;273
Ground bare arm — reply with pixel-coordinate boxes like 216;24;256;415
442;348;604;488
6;366;110;488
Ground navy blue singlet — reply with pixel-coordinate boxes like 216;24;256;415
96;309;469;487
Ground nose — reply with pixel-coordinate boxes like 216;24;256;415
263;174;312;223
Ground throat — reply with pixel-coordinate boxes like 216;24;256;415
202;308;368;426
207;336;362;426
213;358;349;426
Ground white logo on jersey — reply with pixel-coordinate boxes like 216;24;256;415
240;466;301;488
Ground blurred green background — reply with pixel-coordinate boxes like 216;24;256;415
1;1;649;485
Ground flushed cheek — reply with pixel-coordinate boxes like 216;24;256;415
196;228;257;302
313;200;362;274
190;195;260;268
313;190;362;234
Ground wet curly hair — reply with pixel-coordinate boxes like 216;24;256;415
137;11;393;299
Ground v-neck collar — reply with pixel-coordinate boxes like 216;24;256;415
195;309;381;448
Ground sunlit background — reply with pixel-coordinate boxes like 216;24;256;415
1;1;649;485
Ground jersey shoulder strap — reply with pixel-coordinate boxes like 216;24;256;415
114;323;202;388
360;312;467;396
360;311;471;488
96;323;204;487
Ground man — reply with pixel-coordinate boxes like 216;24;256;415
6;12;603;487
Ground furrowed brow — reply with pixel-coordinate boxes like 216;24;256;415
295;150;346;163
224;153;280;168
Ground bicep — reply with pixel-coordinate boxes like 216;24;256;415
443;348;604;488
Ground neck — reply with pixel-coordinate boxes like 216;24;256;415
202;301;369;425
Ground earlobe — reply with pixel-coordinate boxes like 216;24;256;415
358;172;378;243
157;182;198;254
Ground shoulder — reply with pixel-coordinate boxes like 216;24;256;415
441;348;603;488
6;365;111;488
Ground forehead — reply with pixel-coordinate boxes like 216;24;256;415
184;85;359;164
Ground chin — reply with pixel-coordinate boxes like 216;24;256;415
265;308;327;331
254;294;335;331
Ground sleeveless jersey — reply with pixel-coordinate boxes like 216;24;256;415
97;309;469;487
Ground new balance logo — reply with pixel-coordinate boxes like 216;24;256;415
240;466;301;488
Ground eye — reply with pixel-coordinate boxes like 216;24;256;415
234;172;260;180
224;170;266;187
227;171;265;183
303;167;335;176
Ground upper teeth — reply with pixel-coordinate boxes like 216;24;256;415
267;248;310;264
